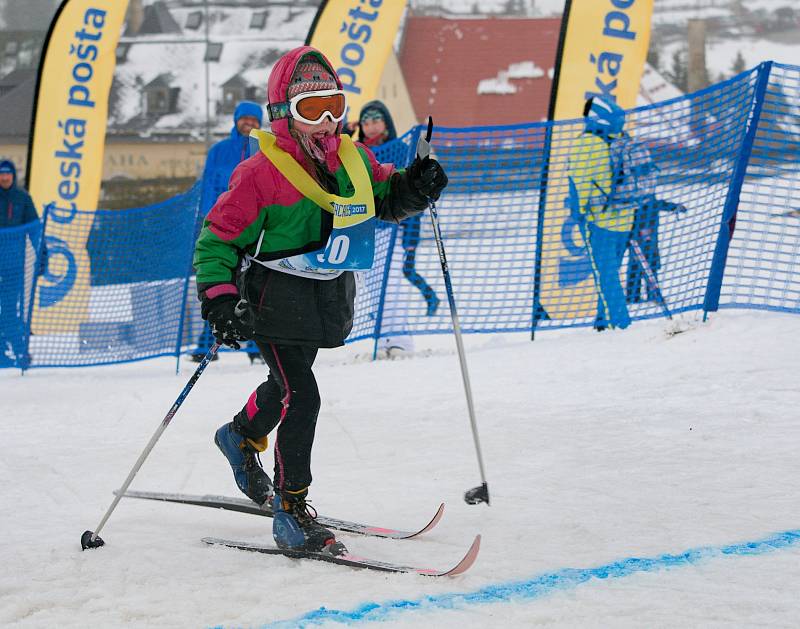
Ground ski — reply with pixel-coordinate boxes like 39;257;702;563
201;534;481;576
116;489;444;540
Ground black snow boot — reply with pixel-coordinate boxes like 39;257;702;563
272;489;342;554
214;422;273;505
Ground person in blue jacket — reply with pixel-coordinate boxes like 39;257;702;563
0;159;47;367
192;101;263;362
567;97;634;331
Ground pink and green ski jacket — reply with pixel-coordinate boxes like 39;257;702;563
193;47;428;347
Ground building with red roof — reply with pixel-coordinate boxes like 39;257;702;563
398;16;562;127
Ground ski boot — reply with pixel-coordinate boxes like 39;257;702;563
246;342;265;365
272;489;345;555
248;352;265;365
214;422;273;505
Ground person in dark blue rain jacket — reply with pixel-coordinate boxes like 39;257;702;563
350;101;440;357
199;101;264;217
356;102;438;313
0;159;46;367
193;101;263;361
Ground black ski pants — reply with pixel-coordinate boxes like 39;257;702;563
233;343;320;495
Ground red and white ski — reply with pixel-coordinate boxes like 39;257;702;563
117;489;444;540
202;534;481;576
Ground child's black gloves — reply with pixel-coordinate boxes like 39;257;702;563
406;156;448;202
201;294;252;350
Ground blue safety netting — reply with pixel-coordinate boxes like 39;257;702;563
18;182;200;368
718;63;800;312
1;62;798;369
0;220;41;368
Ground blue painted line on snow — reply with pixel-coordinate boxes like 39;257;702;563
259;528;800;628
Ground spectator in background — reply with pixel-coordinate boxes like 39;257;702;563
616;134;688;302
567;97;634;331
192;101;263;362
351;100;397;147
350;100;440;358
0;159;47;368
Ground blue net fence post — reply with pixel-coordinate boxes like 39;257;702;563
21;204;51;373
371;224;399;359
531;120;554;340
0;210;49;370
715;63;800;315
358;126;424;358
703;62;773;317
174;183;202;373
175;267;191;374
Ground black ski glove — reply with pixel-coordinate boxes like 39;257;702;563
406;156;448;202
201;294;252;350
378;157;449;222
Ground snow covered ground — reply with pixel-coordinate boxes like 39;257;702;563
2;310;800;628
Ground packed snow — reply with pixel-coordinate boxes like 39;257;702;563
2;310;799;627
2;2;799;628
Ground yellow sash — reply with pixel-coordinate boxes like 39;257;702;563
252;130;375;227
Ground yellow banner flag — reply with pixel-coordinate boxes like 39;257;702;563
27;0;129;333
552;0;654;119
306;0;407;118
538;0;654;321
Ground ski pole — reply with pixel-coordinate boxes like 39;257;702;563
629;239;672;320
81;342;220;550
417;117;490;506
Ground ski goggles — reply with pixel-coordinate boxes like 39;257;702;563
267;89;347;125
359;108;385;124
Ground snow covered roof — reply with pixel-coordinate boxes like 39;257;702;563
400;16;561;127
221;74;249;89
399;14;693;128
133;1;182;35
108;2;318;138
638;63;685;107
143;73;174;89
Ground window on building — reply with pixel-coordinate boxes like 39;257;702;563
222;87;244;113
186;11;203;30
5;41;18;56
205;43;223;62
146;88;169;115
116;43;131;63
18;39;36;69
250;11;267;29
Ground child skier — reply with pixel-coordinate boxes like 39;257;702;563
193;47;447;554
